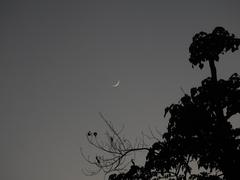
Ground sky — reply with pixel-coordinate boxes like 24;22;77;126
1;1;240;180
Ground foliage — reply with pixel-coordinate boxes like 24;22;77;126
82;27;240;180
189;27;240;69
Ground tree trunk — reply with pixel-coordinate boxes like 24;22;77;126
209;60;217;82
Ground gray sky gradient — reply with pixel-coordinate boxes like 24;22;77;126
1;1;240;180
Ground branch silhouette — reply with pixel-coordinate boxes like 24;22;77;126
82;27;240;180
81;112;150;176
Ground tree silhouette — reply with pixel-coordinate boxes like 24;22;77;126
82;27;240;180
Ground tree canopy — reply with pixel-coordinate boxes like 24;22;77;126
82;27;240;180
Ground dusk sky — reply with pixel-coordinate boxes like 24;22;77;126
1;1;240;180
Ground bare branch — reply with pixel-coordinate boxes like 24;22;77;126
81;112;150;176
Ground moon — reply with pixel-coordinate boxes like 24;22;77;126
112;80;120;88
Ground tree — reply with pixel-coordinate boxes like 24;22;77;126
82;27;240;180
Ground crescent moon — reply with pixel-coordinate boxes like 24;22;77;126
112;80;120;87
